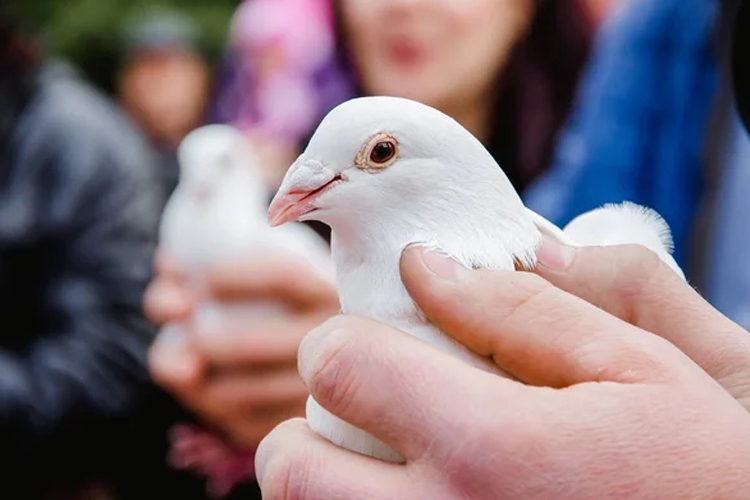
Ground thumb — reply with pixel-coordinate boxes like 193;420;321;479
534;235;750;392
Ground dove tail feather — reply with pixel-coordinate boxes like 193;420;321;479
562;201;685;280
600;201;675;253
562;202;674;253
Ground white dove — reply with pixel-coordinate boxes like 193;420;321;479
159;123;334;329
158;124;337;496
267;96;686;463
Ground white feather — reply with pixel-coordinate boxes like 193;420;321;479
562;201;684;280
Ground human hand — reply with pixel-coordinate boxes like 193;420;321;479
532;237;750;409
255;241;750;499
146;248;339;449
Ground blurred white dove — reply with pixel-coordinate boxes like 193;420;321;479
159;123;334;328
267;96;685;463
158;124;335;497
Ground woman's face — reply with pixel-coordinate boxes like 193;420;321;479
340;0;535;112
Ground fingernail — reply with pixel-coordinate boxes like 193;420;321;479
536;234;577;272
418;247;472;281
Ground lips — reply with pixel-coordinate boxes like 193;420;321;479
387;39;427;69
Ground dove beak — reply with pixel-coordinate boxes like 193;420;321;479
268;159;343;227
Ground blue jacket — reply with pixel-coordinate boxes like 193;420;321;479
523;0;719;269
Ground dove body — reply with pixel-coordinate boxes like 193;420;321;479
270;97;545;462
268;96;684;463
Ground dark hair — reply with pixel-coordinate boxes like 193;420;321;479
0;18;42;77
333;1;594;193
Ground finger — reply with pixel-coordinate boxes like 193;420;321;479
256;418;411;500
235;400;307;448
143;278;194;327
207;251;339;311
400;246;690;388
297;315;523;461
154;247;185;281
202;369;308;410
168;423;202;442
148;326;206;394
170;427;227;458
534;236;750;385
170;381;306;450
191;317;312;368
169;438;228;470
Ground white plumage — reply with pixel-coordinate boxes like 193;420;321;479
561;201;684;279
267;96;685;463
159;124;334;331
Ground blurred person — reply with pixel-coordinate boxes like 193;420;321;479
116;10;211;201
523;0;750;328
212;0;594;194
150;0;596;495
208;0;351;190
0;12;226;500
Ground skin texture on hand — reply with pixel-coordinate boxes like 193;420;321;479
144;248;339;495
255;239;750;500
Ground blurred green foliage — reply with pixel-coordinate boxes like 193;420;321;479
7;0;240;92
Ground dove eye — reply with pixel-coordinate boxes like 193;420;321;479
356;132;399;172
370;141;396;164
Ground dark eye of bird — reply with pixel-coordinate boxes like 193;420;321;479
370;141;396;164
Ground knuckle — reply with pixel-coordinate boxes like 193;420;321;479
494;272;558;323
604;245;671;322
443;405;549;483
576;334;678;383
303;323;365;418
459;271;559;345
144;279;189;326
608;245;665;297
461;272;561;355
142;281;166;324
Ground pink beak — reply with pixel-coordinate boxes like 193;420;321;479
267;159;341;227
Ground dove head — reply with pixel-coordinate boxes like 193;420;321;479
269;96;531;232
177;124;267;207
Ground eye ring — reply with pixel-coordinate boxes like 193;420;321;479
355;132;400;172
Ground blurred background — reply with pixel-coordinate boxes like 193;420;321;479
4;0;750;498
11;0;237;91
